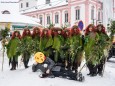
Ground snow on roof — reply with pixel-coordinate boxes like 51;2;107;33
0;2;41;26
0;2;20;14
20;0;68;13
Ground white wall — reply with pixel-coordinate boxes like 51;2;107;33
71;4;85;27
19;0;38;11
102;0;113;27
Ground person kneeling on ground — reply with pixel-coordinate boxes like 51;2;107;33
32;52;84;81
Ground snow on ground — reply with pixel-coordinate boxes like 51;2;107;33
0;42;115;86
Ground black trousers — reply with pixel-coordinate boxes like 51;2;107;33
9;57;18;70
22;51;30;68
52;68;77;80
87;63;97;75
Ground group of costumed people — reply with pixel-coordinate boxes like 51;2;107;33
6;24;110;81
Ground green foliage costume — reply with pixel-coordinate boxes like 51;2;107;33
6;31;21;70
39;29;53;57
71;33;84;72
20;29;33;68
52;32;64;62
95;24;110;76
32;27;41;53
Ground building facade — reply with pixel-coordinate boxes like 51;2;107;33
19;0;103;29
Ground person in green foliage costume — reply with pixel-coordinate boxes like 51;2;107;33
51;28;64;63
71;25;84;73
39;29;53;57
6;31;21;70
63;29;73;69
21;28;33;68
95;24;110;76
32;27;41;53
84;24;99;76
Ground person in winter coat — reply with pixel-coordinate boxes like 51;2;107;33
6;31;21;70
32;52;84;81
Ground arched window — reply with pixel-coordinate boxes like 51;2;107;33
65;11;68;23
55;12;59;24
2;10;10;14
75;6;80;20
91;6;94;20
47;14;50;24
98;9;101;21
39;15;43;25
46;0;50;4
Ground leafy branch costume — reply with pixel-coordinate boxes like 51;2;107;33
84;24;99;76
39;29;53;57
96;24;110;75
71;33;84;72
52;31;64;62
32;28;41;53
20;29;33;68
6;31;21;70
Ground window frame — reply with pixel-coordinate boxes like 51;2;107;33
47;15;50;24
55;13;59;24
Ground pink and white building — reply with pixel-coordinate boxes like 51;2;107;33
19;0;103;28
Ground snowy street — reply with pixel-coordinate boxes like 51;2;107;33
0;47;115;86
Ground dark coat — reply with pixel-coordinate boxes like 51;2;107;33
32;57;57;73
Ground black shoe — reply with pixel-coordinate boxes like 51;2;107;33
10;68;14;70
25;66;29;68
90;73;97;77
39;73;48;78
87;73;91;75
98;72;103;76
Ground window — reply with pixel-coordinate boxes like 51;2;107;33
65;12;68;23
39;15;43;25
76;9;80;20
2;10;10;14
55;13;59;24
47;15;50;24
91;6;94;20
98;11;101;21
26;2;29;7
46;0;50;4
21;3;23;8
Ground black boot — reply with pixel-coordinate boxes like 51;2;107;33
87;63;92;75
10;62;14;70
23;59;29;68
90;65;97;77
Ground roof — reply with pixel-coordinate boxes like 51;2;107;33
0;2;19;14
20;0;68;13
0;2;41;26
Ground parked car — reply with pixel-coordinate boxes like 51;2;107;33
108;42;115;60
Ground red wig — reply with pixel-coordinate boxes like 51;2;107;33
85;24;96;35
11;31;21;39
71;25;81;35
22;28;31;38
95;24;106;34
32;27;41;38
63;28;71;38
41;29;51;38
53;27;63;36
